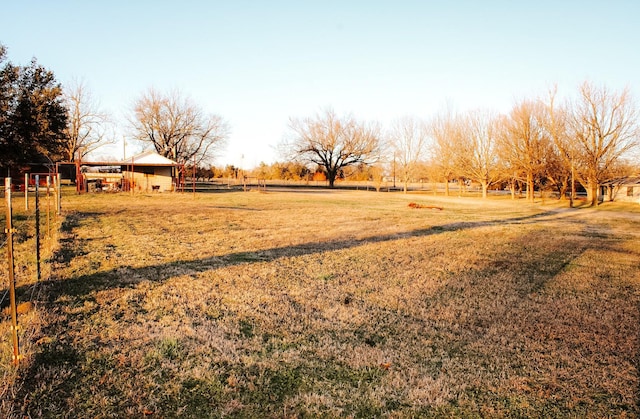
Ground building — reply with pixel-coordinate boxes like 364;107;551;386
122;150;182;192
601;176;640;203
65;150;183;193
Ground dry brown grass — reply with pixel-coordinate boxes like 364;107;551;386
2;189;640;417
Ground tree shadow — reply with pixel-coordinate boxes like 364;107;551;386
27;210;568;302
6;207;640;416
0;209;573;310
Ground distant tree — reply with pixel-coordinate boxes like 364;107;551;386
258;161;312;181
223;165;239;179
542;86;573;201
289;162;312;180
420;161;443;195
63;79;113;161
208;165;225;179
566;82;639;206
542;142;572;200
346;162;387;191
456;110;501;198
253;162;270;179
284;108;381;187
369;164;387;192
0;45;68;170
130;88;229;165
389;116;429;193
497;99;551;202
346;162;374;181
428;108;460;196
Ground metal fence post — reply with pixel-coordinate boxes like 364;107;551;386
46;175;51;241
24;173;28;211
5;178;20;365
35;175;41;282
56;173;62;216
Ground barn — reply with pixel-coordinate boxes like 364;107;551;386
601;176;640;203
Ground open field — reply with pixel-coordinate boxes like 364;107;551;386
2;189;640;417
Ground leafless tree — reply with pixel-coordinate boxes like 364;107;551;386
428;108;460;196
497;99;552;202
285;108;381;188
566;82;639;206
457;110;501;198
389;116;429;193
541;85;575;202
130;88;229;165
62;79;113;161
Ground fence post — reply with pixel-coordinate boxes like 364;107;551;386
53;175;58;217
56;173;62;216
5;178;20;365
24;173;29;211
35;175;41;282
46;176;51;241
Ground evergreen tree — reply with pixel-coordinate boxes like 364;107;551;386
0;44;68;170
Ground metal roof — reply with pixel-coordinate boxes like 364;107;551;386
121;150;179;166
601;176;640;186
60;150;180;167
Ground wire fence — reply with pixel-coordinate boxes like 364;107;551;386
2;175;62;366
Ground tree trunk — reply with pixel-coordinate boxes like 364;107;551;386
481;181;488;199
586;178;599;206
327;168;337;188
558;181;568;201
527;171;534;202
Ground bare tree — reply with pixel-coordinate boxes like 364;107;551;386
457;110;501;198
543;142;572;201
285;108;381;188
428;108;460;196
497;99;552;202
542;85;575;202
389;116;429;193
566;82;639;206
63;79;113;161
131;88;229;165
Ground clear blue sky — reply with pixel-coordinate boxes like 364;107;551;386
3;1;639;167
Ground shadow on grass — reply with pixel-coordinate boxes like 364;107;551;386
30;209;567;301
2;209;592;310
6;207;640;417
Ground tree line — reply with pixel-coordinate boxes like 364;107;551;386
282;83;639;206
1;42;638;206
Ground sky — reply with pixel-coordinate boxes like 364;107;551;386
2;1;639;168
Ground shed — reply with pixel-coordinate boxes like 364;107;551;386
122;151;181;192
601;176;640;203
63;150;182;193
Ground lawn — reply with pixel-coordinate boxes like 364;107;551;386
1;189;640;417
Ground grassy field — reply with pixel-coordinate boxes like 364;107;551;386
1;189;640;417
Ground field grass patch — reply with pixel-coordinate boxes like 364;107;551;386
2;191;639;417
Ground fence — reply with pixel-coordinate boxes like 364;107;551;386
1;175;61;366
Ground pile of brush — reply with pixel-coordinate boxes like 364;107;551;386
408;202;443;210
